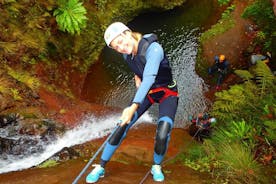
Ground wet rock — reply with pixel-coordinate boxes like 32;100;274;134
0;114;65;158
53;147;80;161
0;113;21;128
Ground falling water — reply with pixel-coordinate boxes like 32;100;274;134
0;113;152;174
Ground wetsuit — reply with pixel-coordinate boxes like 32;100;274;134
100;34;179;166
208;57;229;86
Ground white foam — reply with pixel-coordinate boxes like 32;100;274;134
0;112;152;174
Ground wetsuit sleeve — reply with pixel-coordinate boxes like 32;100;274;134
132;42;164;104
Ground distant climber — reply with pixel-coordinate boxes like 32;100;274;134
250;51;271;65
208;54;230;91
188;112;216;142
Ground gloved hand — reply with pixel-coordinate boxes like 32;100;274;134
218;69;227;74
119;103;139;126
134;75;141;89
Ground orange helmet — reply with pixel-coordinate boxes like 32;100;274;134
219;55;225;61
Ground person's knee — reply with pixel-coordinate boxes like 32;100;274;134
108;125;127;145
154;119;172;155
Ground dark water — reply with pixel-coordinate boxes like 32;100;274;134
82;0;219;127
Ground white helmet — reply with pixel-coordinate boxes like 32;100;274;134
210;118;216;123
104;22;130;47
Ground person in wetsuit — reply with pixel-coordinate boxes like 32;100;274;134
208;54;230;90
86;22;179;183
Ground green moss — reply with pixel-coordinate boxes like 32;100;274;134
195;45;209;78
38;159;59;168
199;4;236;43
7;66;40;90
10;88;23;101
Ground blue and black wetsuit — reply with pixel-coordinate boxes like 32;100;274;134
100;34;179;167
208;57;230;86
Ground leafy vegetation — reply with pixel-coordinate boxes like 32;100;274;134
213;142;263;183
6;66;40;90
38;159;59;168
185;61;275;183
212;62;275;123
94;0;108;11
218;0;231;6
10;88;22;101
54;0;88;35
179;144;214;172
199;4;235;43
242;0;276;51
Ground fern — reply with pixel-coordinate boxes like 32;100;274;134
254;61;275;97
212;62;275;124
0;41;18;54
95;0;108;11
217;0;230;6
54;0;88;35
263;120;276;144
212;83;261;123
234;69;254;81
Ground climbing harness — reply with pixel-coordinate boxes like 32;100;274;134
147;87;178;104
72;125;119;184
138;126;203;184
147;80;178;104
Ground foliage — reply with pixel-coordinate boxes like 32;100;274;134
211;120;256;149
242;0;275;31
212;62;275;123
10;88;22;101
1;0;186;74
211;83;259;123
0;75;12;95
38;159;59;168
94;0;108;11
233;69;253;81
201;61;275;182
236;61;275;97
0;41;18;54
217;0;230;6
54;0;88;35
178;144;214;172
217;143;263;184
263;120;276;144
254;61;275;97
242;0;276;51
203;133;264;183
199;4;235;43
7;67;40;90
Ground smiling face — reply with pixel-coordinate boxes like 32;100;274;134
110;31;136;55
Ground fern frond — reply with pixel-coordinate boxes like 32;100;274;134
254;61;275;97
0;41;18;54
211;84;260;122
234;70;254;81
54;0;88;35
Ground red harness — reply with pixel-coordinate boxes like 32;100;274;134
147;87;178;104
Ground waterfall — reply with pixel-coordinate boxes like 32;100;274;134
0;112;152;174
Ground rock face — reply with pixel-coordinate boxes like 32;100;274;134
0;115;65;158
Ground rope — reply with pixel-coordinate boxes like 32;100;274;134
138;127;202;184
72;126;119;184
